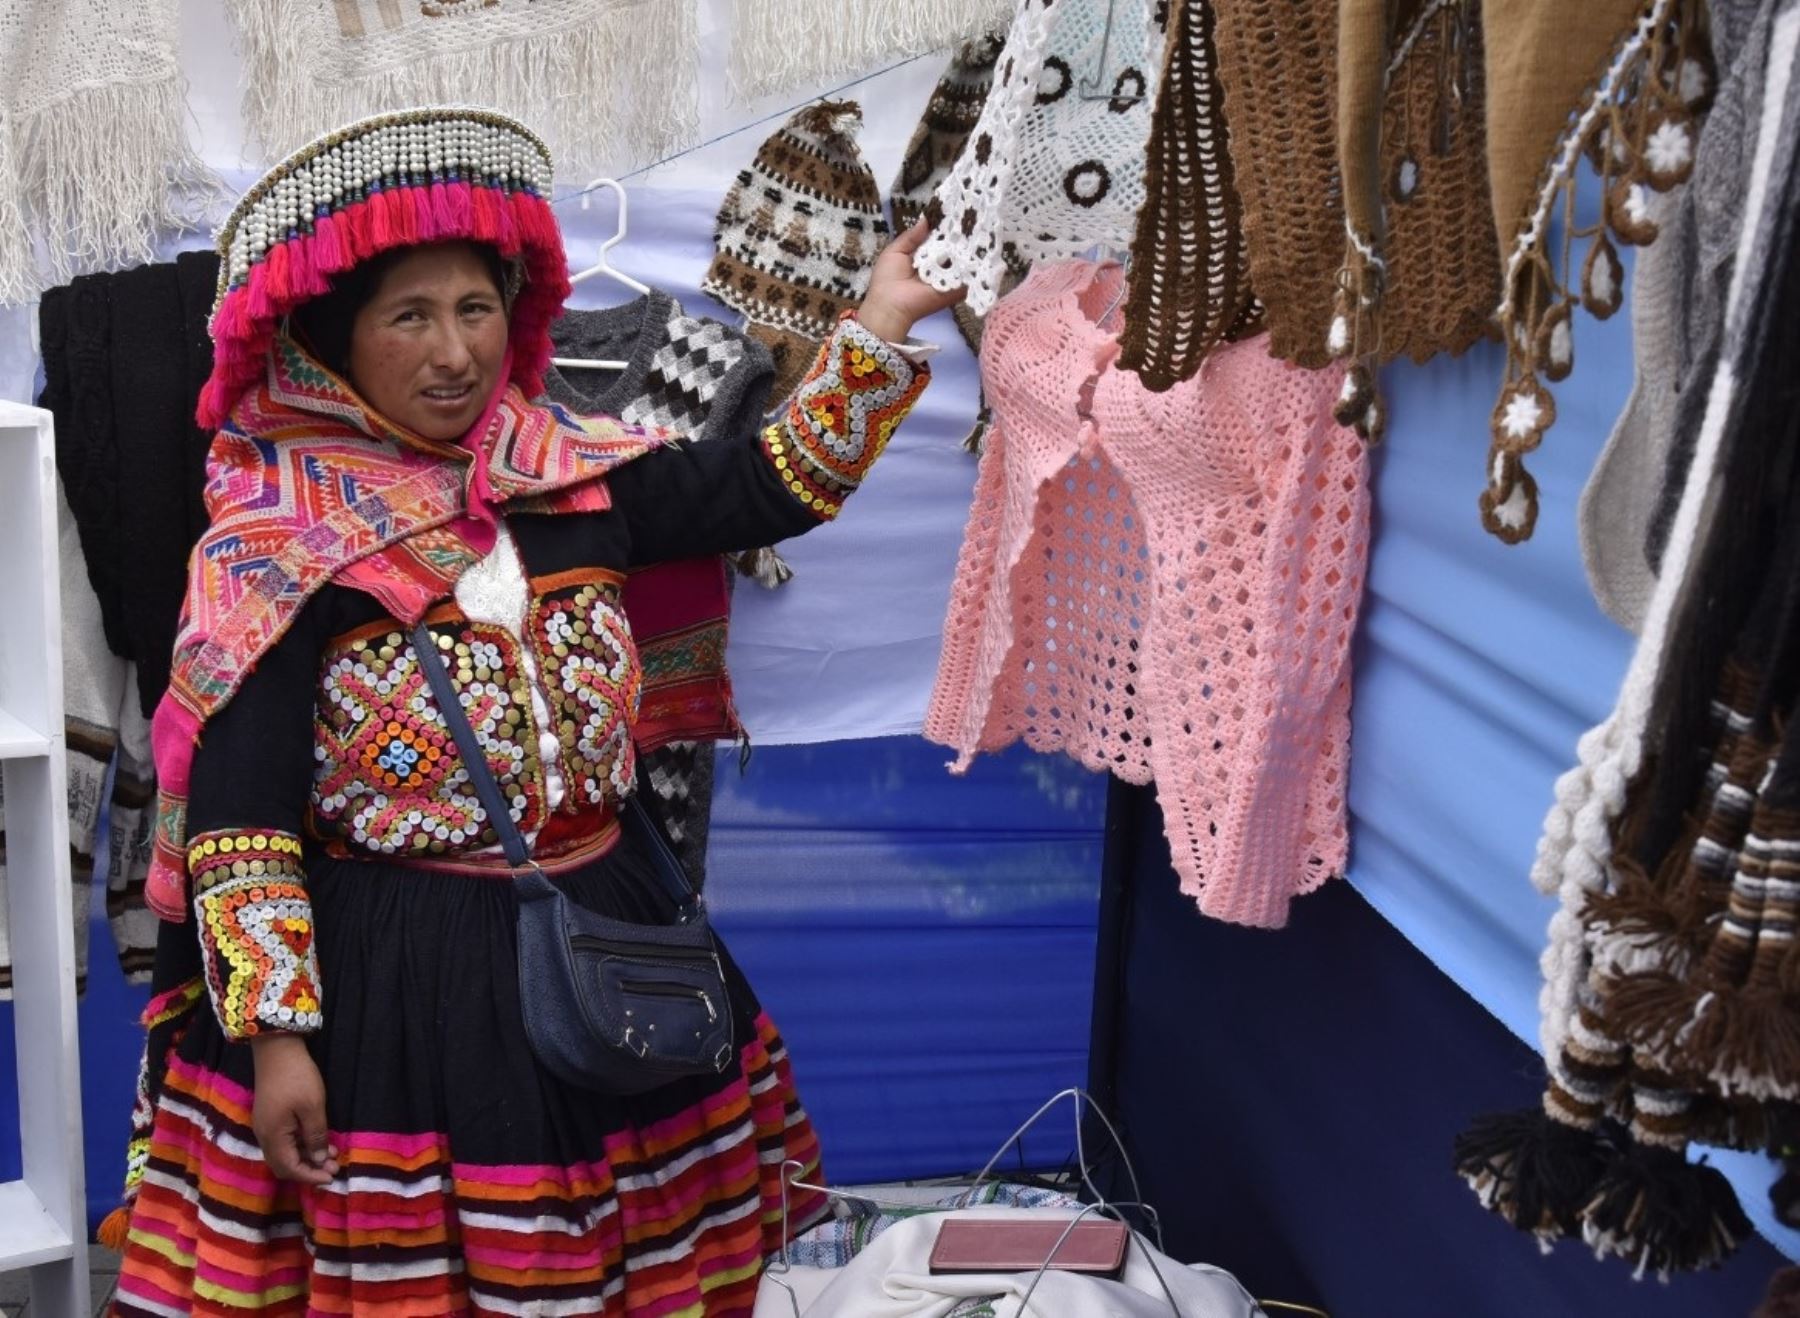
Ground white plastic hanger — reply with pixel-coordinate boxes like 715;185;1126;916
551;177;651;373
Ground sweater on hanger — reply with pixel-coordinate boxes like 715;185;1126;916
543;293;777;887
925;260;1369;928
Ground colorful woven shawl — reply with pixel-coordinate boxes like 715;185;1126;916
148;335;660;919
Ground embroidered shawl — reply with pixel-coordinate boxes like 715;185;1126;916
147;335;662;918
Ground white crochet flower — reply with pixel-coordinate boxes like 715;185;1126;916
1644;121;1692;177
1500;390;1545;442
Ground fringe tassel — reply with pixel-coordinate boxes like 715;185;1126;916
96;1205;132;1252
727;0;1014;102
734;546;794;589
13;79;222;297
1579;1143;1751;1278
1453;1107;1615;1240
962;403;993;455
225;0;700;177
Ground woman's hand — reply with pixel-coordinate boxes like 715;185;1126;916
857;220;968;344
250;1034;339;1184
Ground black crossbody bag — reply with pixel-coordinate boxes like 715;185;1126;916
412;623;735;1094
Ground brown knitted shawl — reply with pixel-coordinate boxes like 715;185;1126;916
1117;0;1260;392
1331;0;1499;445
1210;0;1342;369
1477;0;1712;543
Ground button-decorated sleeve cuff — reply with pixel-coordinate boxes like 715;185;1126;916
758;312;931;521
189;828;323;1039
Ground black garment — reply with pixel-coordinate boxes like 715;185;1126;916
38;251;223;717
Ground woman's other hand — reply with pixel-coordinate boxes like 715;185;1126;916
856;220;968;344
251;1034;340;1184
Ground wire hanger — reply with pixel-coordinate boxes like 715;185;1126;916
552;177;650;373
1077;0;1146;105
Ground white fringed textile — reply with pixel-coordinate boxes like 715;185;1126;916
727;0;1013;101
224;0;699;177
0;0;219;303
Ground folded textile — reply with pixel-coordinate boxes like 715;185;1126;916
38;251;223;717
755;1207;1261;1318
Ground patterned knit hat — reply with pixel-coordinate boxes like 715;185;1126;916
913;0;1166;316
702;101;888;401
200;106;569;429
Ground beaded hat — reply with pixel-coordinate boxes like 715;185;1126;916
198;106;570;429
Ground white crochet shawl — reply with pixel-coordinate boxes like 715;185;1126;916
224;0;699;177
0;0;217;302
913;0;1166;315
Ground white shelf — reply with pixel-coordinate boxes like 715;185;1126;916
0;707;49;759
0;1181;75;1269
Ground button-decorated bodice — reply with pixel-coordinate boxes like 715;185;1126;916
309;564;640;872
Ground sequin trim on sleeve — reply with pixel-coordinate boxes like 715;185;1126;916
189;829;322;1039
759;313;930;521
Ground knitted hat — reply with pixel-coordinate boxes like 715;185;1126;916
1476;0;1712;543
1117;0;1259;393
1326;0;1499;443
200;106;569;429
913;0;1166;316
702;100;888;401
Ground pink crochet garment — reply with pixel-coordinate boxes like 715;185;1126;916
925;260;1371;927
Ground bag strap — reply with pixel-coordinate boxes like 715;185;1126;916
409;623;700;915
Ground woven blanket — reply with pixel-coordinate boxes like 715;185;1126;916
223;0;699;176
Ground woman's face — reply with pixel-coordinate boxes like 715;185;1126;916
347;242;508;441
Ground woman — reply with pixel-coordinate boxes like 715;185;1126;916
110;107;960;1315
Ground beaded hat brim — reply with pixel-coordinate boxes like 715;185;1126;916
199;106;571;430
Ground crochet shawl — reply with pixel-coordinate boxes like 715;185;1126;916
1476;0;1713;543
914;0;1166;316
728;0;1013;101
1328;0;1498;442
1580;0;1771;630
0;0;217;302
1116;0;1258;392
222;0;698;176
147;336;661;920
